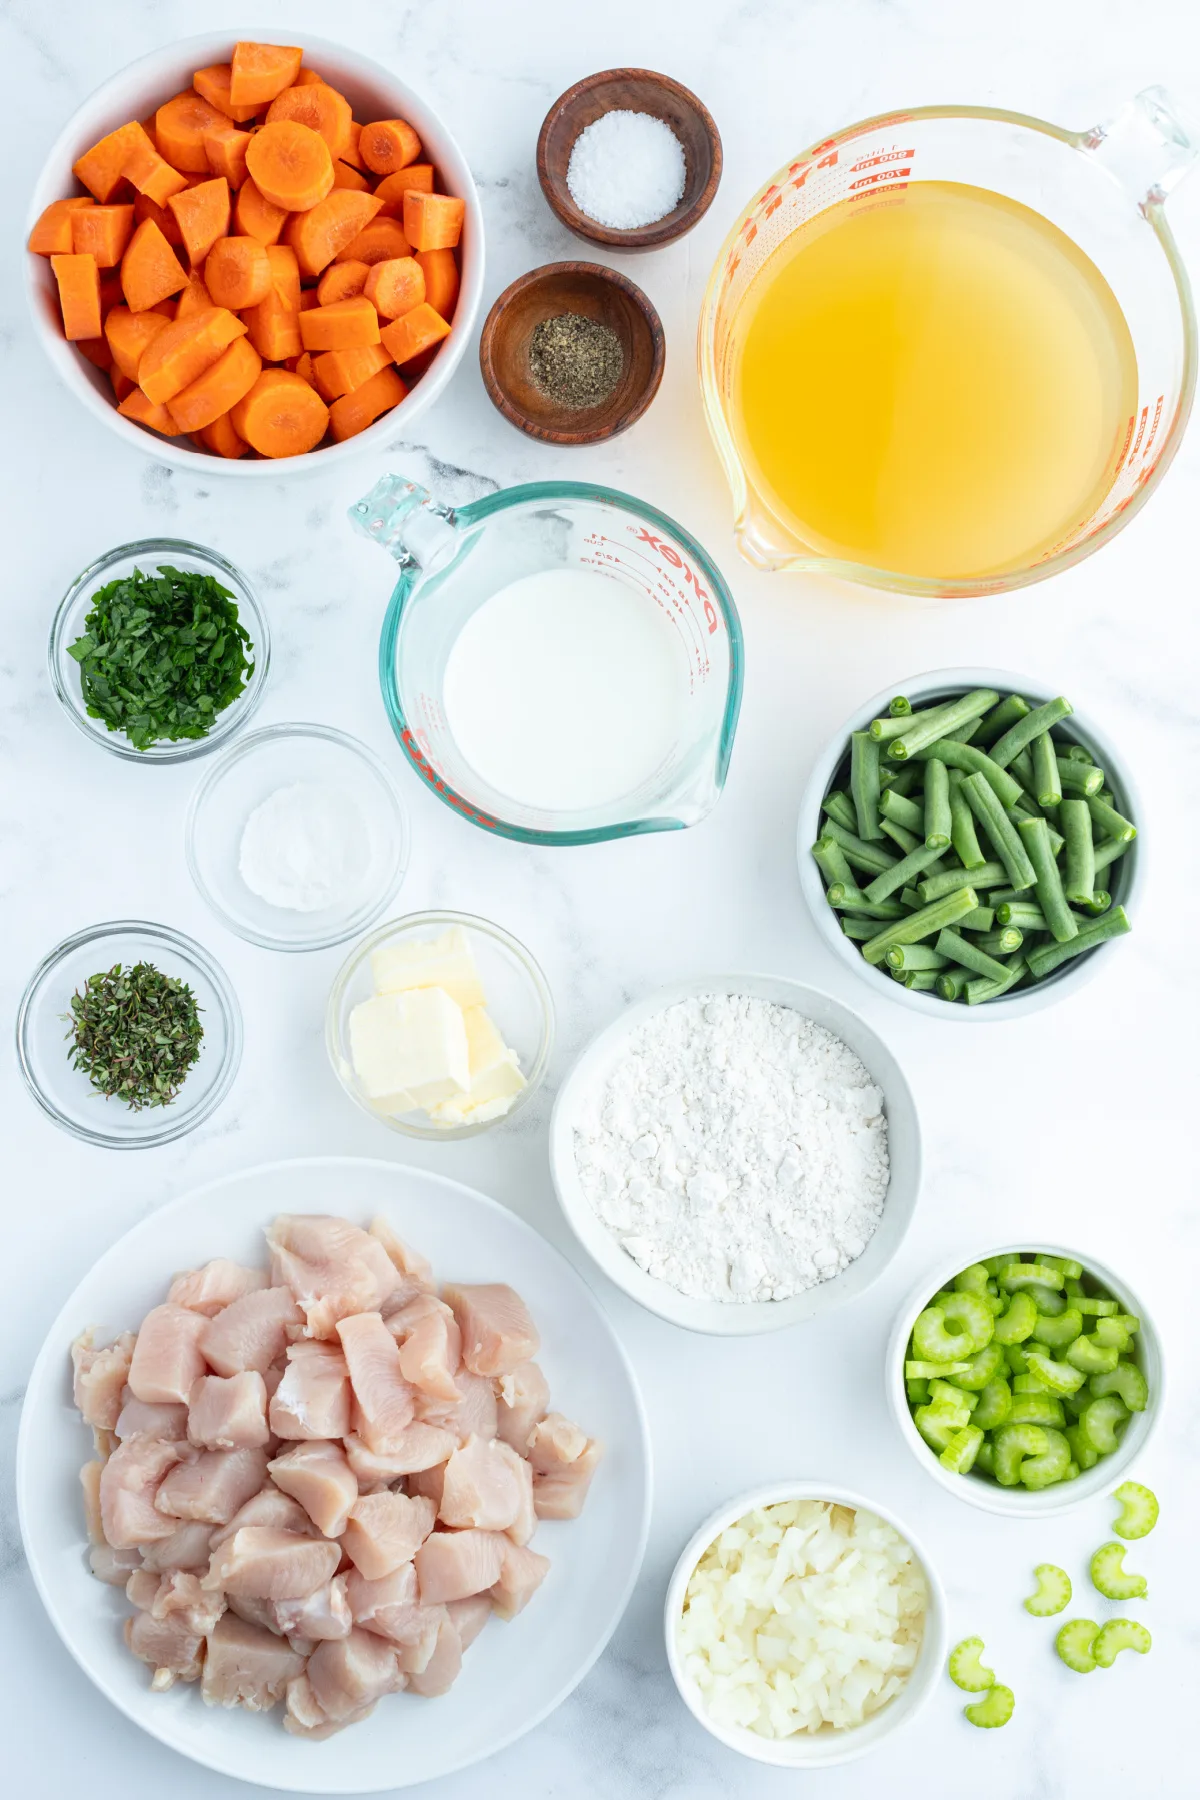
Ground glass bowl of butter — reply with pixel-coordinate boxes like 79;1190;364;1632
326;910;555;1139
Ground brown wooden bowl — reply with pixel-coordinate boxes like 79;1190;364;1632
478;262;665;446
537;68;722;252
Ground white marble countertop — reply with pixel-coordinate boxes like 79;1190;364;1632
3;0;1199;1793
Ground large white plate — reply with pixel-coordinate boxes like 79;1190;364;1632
17;1157;651;1793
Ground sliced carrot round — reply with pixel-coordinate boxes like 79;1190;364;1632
364;256;425;320
155;91;225;173
245;121;334;213
231;368;329;456
316;260;370;306
205;236;271;309
167;335;262;433
201;410;249;457
334;217;412;267
193;65;260;124
266;83;353;160
358;119;422;176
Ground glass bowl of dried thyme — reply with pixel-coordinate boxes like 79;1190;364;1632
49;538;270;764
15;919;242;1148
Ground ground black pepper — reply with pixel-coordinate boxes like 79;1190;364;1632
528;312;624;408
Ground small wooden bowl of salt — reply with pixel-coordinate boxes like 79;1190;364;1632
537;68;722;252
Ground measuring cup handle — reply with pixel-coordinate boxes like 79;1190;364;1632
348;474;459;570
1081;86;1200;211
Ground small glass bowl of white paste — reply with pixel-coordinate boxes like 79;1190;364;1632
184;722;409;951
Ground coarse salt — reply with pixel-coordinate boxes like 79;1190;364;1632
566;109;687;230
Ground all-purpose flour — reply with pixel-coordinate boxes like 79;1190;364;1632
573;994;890;1303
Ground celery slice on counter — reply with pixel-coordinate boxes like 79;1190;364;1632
964;1685;1014;1728
1090;1543;1147;1601
1112;1481;1159;1540
1056;1619;1100;1673
948;1635;995;1692
1024;1563;1071;1616
1093;1619;1151;1666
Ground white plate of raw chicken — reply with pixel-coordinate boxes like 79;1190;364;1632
16;1156;651;1792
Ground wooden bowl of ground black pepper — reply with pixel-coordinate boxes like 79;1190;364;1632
478;262;665;445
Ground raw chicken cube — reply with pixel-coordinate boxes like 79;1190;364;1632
71;1329;136;1429
307;1627;404;1722
336;1311;416;1453
80;1459;105;1545
394;1605;447;1676
201;1612;305;1711
201;1287;302;1378
443;1283;539;1379
527;1411;588;1470
407;1462;448;1507
188;1372;269;1450
395;1304;461;1403
267;1440;358;1537
341;1492;436;1580
415;1369;499;1445
115;1396;189;1441
140;1522;214;1573
438;1434;527;1534
343;1424;456;1484
447;1592;493;1651
155;1446;269;1526
126;1609;204;1690
267;1215;404;1340
203;1526;340;1599
210;1486;318;1546
100;1433;187;1547
490;1540;551;1619
495;1360;550;1453
126;1567;162;1610
343;1563;441;1648
90;1544;143;1585
268;1342;351;1441
284;1672;377;1739
369;1215;434;1289
168;1259;267;1317
143;1568;227;1636
127;1306;209;1405
406;1612;462;1695
532;1436;603;1521
414;1528;506;1605
271;1574;352;1642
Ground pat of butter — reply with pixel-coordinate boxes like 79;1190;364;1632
370;926;486;1011
431;1005;526;1125
348;988;470;1110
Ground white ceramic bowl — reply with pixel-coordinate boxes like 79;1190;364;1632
25;30;483;475
797;667;1145;1020
664;1482;946;1768
886;1241;1162;1517
549;974;921;1335
17;1155;652;1792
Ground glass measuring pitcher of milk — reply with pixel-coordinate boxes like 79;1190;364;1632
699;88;1198;598
350;475;743;845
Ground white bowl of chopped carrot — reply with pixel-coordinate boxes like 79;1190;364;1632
25;33;483;468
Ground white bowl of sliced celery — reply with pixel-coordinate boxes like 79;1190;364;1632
797;668;1144;1018
886;1244;1162;1516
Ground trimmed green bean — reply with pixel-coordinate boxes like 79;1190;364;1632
886;688;1000;759
957;905;996;932
1018;814;1078;943
888;694;912;717
1007;801;1065;856
936;968;972;1000
1026;906;1131;979
880;818;922;855
974;927;1022;956
1080;890;1111;915
827;884;906;918
918;862;1006;901
909;739;1023;807
1057;756;1104;797
966;956;1028;1004
923;756;951;848
989;695;1073;769
878;787;924;833
904;969;940;990
811;837;857;890
1092;835;1129;874
880;764;922;798
885;942;950;971
850;731;884;840
935;928;1011;982
1031;731;1062;807
868;711;918;743
821;789;859;833
1010;745;1035;794
996;901;1045;930
862;886;980;963
1060;797;1095;906
863;841;946;905
947;769;987;868
840;915;879;940
961;773;1037;889
900;887;923;908
1087;794;1137;842
975;692;1030;746
820;820;899;876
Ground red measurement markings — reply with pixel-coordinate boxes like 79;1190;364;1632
632;527;721;634
1112;411;1136;479
850;148;914;172
1129;404;1149;463
1141;393;1164;458
849;166;911;191
400;727;501;831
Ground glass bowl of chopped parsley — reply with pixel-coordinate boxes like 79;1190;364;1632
49;539;269;762
15;920;242;1148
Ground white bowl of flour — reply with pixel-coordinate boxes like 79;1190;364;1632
549;975;921;1335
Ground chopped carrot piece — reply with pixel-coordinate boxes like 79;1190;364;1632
283;189;382;279
175;269;213;319
134;190;184;247
201;410;249;457
118;384;185;433
28;197;94;256
342;122;365;169
77;334;113;371
121;125;189;206
229;43;304;109
332;160;371;193
233;178;288;245
359;119;422;176
155;91;225;173
231;368;329;456
292;350;317;386
205;236;271;309
110;366;135;403
192;65;260;124
243;245;302;361
364;256;425;320
167;334;262;432
373;166;434;215
139;306;247;403
74;122;143;201
334;217;411;266
51;252;102;340
293;69;324;88
328;364;407;440
168;177;231;265
311;342;390;401
415;247;460;322
105;304;171;380
266;83;352;159
299;294;381;353
380;301;451;365
203;118;252;189
266;244;302;310
403;190;465;252
245;121;333;212
68;203;133;268
316;260;370;305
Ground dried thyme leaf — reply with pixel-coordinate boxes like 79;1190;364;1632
64;962;204;1110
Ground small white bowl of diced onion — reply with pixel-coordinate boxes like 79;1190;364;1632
664;1483;946;1767
326;909;554;1139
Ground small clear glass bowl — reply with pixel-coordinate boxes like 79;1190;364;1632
15;920;242;1149
49;538;270;764
185;723;409;952
326;910;555;1140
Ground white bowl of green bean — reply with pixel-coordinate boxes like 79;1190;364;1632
796;669;1144;1018
885;1243;1162;1517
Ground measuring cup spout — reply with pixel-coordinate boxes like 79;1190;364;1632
1081;86;1200;211
349;474;461;572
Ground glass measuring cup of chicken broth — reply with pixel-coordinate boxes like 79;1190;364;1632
699;89;1199;596
350;475;743;845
